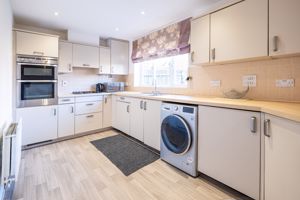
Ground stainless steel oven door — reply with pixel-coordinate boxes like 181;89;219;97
17;80;58;108
17;63;57;80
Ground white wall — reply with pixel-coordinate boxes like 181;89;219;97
0;0;13;131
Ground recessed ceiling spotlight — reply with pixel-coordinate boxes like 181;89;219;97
140;11;145;15
115;27;119;31
54;12;59;16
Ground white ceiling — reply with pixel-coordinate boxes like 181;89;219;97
12;0;225;40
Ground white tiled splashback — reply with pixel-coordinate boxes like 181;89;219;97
58;68;126;95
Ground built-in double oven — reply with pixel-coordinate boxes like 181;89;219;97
16;56;58;108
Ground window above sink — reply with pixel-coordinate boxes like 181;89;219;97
134;54;189;88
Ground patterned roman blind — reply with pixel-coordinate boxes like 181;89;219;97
131;18;191;63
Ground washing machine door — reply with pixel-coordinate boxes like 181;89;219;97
161;114;192;155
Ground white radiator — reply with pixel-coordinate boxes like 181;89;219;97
2;120;22;199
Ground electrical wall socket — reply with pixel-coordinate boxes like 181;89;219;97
62;80;68;87
210;80;221;87
276;79;295;88
243;75;256;87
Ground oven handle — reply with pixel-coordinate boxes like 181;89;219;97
17;80;58;83
17;63;58;67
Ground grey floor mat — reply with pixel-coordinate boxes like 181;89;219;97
91;134;159;176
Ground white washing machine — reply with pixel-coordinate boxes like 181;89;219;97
160;102;198;177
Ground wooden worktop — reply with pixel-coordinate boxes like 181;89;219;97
114;92;300;123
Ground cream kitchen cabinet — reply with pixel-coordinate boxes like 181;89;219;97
115;97;130;134
129;98;145;141
110;40;129;75
263;114;300;200
142;100;161;150
58;102;75;138
16;105;58;146
99;47;111;74
58;41;73;73
73;44;99;68
198;106;261;200
103;95;112;128
210;0;268;62
269;0;300;56
190;15;210;64
74;96;103;134
16;31;59;57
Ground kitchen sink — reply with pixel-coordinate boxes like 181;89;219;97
141;92;162;96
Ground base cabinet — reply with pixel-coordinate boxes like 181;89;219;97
16;105;58;146
129;98;144;141
58;104;75;138
143;100;161;150
115;99;130;134
103;95;112;128
198;106;260;200
264;114;300;200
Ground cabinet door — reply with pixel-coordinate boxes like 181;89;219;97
198;106;260;200
112;95;118;128
143;100;161;150
59;41;73;73
210;0;268;62
73;44;99;68
103;95;112;128
99;47;111;74
16;105;58;145
116;101;130;134
110;40;129;75
16;31;59;57
58;104;75;137
269;0;300;56
190;15;210;64
129;98;144;141
264;114;300;200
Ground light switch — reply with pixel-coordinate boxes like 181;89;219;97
276;79;295;88
210;80;221;87
243;75;256;87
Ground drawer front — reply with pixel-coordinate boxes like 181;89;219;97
117;96;130;103
75;96;103;103
75;101;102;115
75;113;102;134
59;97;75;104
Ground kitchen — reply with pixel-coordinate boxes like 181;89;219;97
0;0;299;200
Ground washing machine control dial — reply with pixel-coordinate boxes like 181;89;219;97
174;106;179;111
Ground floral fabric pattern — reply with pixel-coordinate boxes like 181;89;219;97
132;18;191;63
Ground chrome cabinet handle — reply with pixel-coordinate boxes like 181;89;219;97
100;66;103;72
191;51;195;63
264;119;271;137
143;101;147;111
120;97;125;100
33;51;44;55
61;99;70;102
127;105;130;113
86;115;94;118
68;64;72;71
211;48;216;61
104;97;107;104
273;36;279;52
86;103;94;106
71;106;74;113
140;101;144;110
53;109;57;116
83;64;90;67
250;116;257;133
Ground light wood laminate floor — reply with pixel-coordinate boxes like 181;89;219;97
14;130;243;200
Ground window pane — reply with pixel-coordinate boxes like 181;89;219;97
134;54;189;88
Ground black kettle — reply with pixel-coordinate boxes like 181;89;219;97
96;83;105;93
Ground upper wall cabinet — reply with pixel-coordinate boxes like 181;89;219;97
210;0;268;63
58;41;73;73
99;47;111;74
269;0;300;56
110;40;129;75
16;31;59;58
73;44;99;68
190;15;210;64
